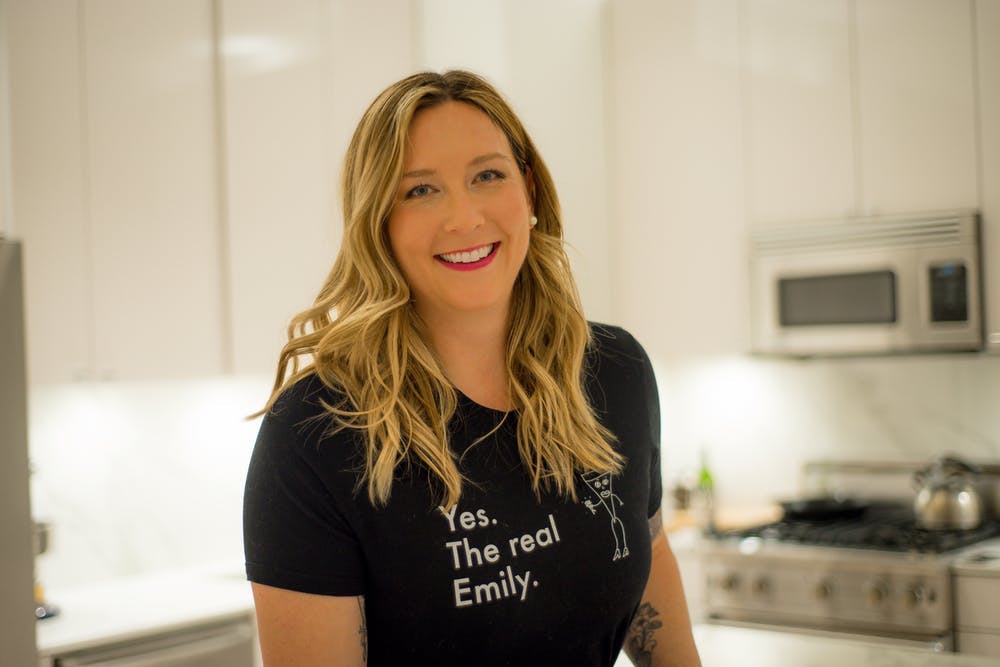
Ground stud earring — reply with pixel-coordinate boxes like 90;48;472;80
529;215;538;228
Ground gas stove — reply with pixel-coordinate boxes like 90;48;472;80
712;502;1000;554
702;501;1000;650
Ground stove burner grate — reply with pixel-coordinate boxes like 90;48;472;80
714;503;1000;554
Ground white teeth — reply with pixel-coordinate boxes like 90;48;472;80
438;244;495;264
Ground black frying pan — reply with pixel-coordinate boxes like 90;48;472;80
779;496;869;521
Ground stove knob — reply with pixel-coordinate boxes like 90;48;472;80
815;580;833;600
906;584;926;609
721;574;741;592
753;577;771;596
864;580;888;608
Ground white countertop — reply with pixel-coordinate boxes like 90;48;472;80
951;537;1000;577
692;624;1000;667
36;563;254;657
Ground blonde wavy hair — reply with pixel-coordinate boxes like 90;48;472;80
260;70;622;508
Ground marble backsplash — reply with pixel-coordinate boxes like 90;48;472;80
29;375;271;590
653;353;1000;510
27;353;1000;589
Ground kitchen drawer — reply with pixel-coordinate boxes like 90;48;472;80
955;575;1000;631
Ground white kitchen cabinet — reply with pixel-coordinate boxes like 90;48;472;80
606;0;746;358
82;0;225;381
6;1;93;384
218;0;338;376
7;0;225;383
742;0;856;224
976;0;1000;352
220;0;413;375
854;0;979;215
744;0;979;224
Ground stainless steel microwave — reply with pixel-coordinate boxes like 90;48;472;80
750;210;984;356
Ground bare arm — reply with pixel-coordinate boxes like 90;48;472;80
624;509;702;667
251;583;366;666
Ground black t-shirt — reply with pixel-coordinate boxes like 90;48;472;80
243;323;662;666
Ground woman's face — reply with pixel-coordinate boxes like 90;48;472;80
387;101;533;325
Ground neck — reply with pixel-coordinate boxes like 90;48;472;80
417;305;511;411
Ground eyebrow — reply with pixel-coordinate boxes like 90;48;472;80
400;152;512;179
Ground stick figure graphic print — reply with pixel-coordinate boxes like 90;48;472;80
581;472;629;560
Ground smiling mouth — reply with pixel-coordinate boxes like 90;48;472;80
436;243;497;265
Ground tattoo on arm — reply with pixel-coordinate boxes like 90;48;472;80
648;508;663;541
626;602;663;667
357;596;368;663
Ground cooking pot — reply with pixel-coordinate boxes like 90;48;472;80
912;456;983;530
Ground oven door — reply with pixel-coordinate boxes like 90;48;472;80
706;618;954;653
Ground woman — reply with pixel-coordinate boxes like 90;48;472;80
243;70;701;667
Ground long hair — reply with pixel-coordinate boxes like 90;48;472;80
259;70;622;508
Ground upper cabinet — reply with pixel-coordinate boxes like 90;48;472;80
854;0;978;215
606;0;746;358
610;0;994;358
744;0;979;224
8;0;225;383
5;2;92;383
219;0;341;377
6;0;416;383
83;0;226;380
743;0;856;224
219;0;412;375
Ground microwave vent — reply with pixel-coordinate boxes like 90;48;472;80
751;211;978;255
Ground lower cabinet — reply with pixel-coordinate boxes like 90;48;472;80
955;570;1000;658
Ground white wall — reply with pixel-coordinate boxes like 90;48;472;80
653;354;1000;508
29;376;269;588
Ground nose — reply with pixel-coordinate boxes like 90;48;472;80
442;190;484;233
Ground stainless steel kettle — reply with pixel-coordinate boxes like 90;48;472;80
912;456;983;530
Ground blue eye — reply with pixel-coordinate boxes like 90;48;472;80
475;169;504;184
405;184;433;199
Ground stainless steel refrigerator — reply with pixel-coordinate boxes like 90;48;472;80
0;237;38;665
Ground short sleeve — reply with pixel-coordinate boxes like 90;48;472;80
639;343;663;519
243;385;366;596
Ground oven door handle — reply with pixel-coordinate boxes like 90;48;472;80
705;618;953;653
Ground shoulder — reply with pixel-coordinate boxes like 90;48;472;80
268;372;338;423
267;373;336;415
587;322;652;370
256;372;358;458
584;322;658;410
